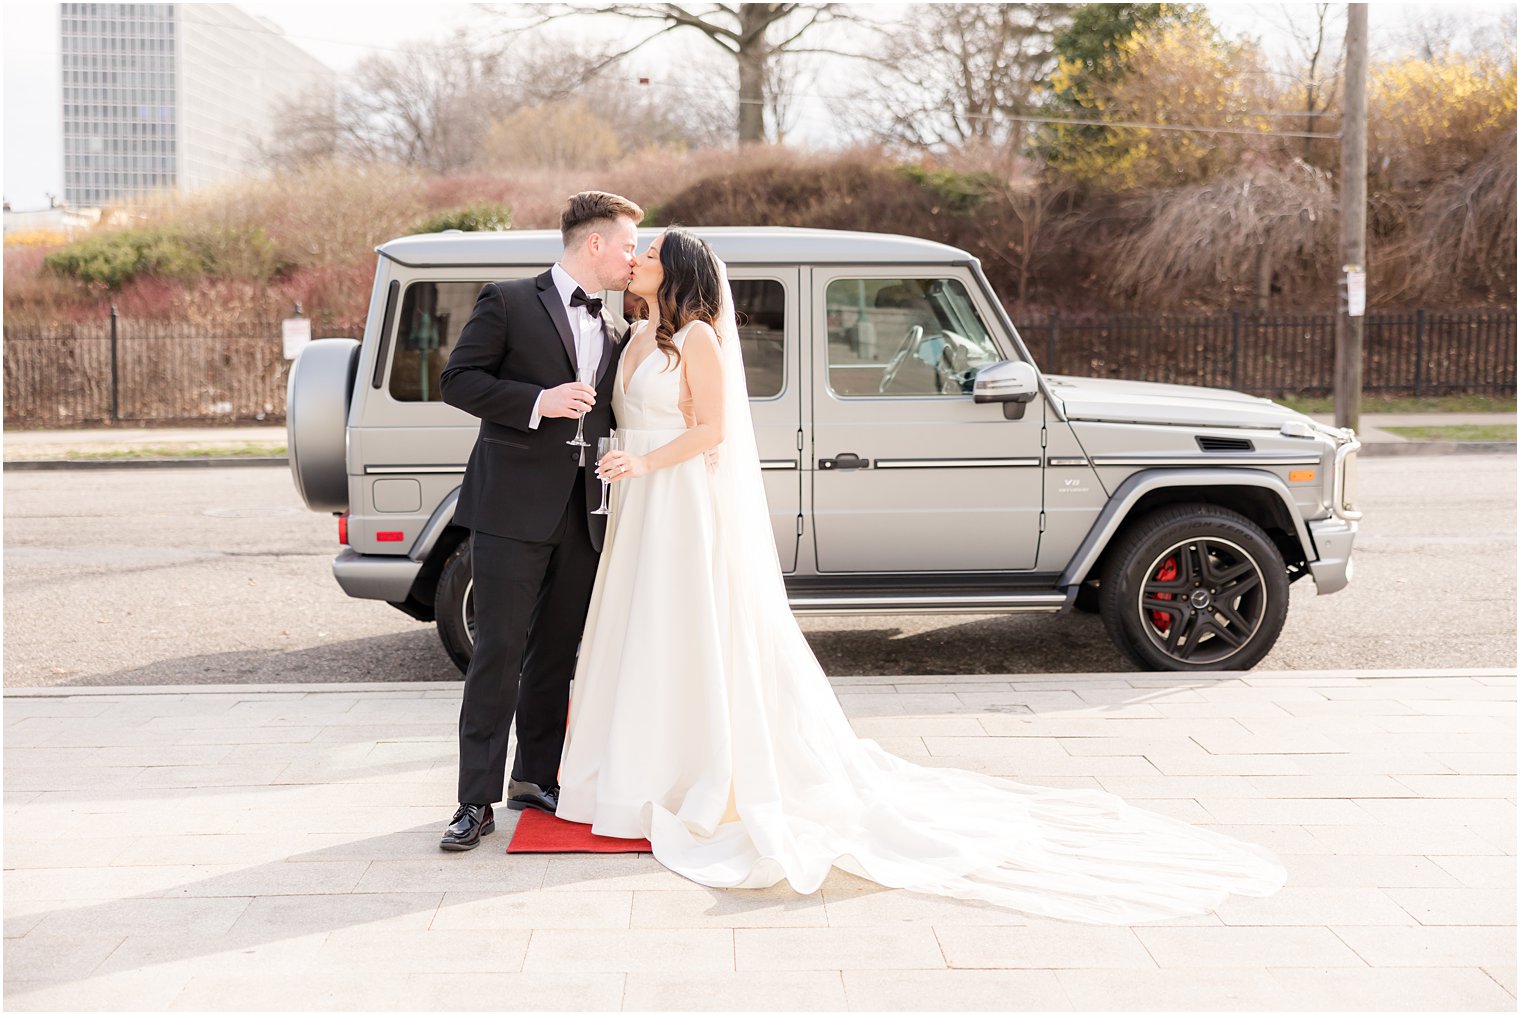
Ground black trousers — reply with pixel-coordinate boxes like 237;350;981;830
457;475;598;805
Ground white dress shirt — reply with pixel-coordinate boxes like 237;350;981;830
528;263;606;431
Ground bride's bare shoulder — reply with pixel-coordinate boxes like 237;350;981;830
680;319;719;348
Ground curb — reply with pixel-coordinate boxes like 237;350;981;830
4;456;289;471
1359;441;1516;457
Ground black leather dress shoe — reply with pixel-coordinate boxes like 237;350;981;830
440;803;494;851
506;779;559;814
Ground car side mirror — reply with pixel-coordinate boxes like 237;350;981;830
972;360;1040;420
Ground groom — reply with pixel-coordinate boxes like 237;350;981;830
437;191;643;850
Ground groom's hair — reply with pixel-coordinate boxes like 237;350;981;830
561;191;644;248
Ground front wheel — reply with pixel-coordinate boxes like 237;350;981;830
1099;504;1288;671
435;539;475;674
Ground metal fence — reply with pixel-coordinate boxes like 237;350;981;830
1028;308;1516;398
2;307;1513;428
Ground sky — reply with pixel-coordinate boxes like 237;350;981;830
3;1;1514;211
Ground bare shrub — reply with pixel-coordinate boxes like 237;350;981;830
1096;158;1337;310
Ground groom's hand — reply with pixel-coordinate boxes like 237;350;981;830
539;382;597;419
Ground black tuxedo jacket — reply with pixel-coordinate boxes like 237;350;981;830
441;269;628;550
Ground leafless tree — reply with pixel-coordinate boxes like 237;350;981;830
1270;4;1344;164
497;4;862;143
850;4;1073;154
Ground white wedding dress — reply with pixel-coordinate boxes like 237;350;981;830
556;295;1286;924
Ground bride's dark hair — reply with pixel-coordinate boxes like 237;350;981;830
651;227;723;369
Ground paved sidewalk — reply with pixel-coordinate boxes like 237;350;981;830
5;670;1515;1011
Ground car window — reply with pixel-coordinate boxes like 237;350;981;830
624;276;786;399
825;277;1000;397
387;281;487;402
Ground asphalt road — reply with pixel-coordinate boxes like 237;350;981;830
4;455;1514;687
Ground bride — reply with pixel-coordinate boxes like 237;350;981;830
554;228;1286;923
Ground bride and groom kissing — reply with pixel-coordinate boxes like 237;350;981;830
433;189;1286;922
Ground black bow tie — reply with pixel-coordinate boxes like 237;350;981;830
569;287;603;316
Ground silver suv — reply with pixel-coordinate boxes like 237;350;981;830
287;227;1361;672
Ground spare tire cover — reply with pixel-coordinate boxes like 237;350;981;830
286;338;359;513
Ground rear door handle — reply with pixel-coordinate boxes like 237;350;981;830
818;453;871;471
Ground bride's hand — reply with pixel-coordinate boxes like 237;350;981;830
597;449;648;482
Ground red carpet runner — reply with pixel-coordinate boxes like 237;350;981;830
506;807;652;854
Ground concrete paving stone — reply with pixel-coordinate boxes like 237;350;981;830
6;745;235;770
849;715;988;737
1056;736;1207;758
841;969;1070;1011
626;970;849;1011
3;836;133;869
0;724;67;748
354;856;550;896
405;971;628;1012
2;700;114;721
1483;965;1517;995
282;831;452;863
897;681;1017;695
1236;715;1388;737
1126;798;1215;823
736;926;946;971
1308;824;1506;856
1279;853;1463;889
1430;753;1517;775
937;924;1155;969
2;931;126;984
156;860;371;898
1411;699;1519;716
1193;685;1328;703
1432;855;1519;889
172;725;324;745
835;693;967;718
1193;823;1327;854
267;780;452;808
94;927;328;977
227;891;443;939
977;716;1247;739
217;742;365;765
5;864;242;902
31;896;253;939
1213;886;1416;926
3;766;147;792
540;854;700;892
1356;797;1517;828
1151;701;1296;718
302;723;459;743
1243;774;1416;798
631;886;828;928
923;736;1071;759
167;970;421;1011
1276;700;1419;717
1372;715;1513;734
1142;753;1308;776
1332;925;1518;968
227;804;445;835
1189;733;1348;755
1294;751;1455;775
432;890;632;930
1200;798;1376;825
871;736;931;758
5;968;191;1012
1393;774;1517;798
819;882;1029;928
1384;887;1518;926
128;763;293;789
525;928;734;973
1265;966;1516;1012
910;753;1161;778
1055;967;1297;1011
4;911;46;938
1095;775;1260;799
1135;925;1366;967
1337;732;1516;754
317;926;532;973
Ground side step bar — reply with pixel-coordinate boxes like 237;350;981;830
788;590;1073;616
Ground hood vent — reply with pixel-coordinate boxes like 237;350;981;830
1197;436;1255;453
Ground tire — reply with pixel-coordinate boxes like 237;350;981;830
435;538;475;675
285;338;359;513
1098;504;1288;672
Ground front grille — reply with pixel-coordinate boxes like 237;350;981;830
1197;436;1255;452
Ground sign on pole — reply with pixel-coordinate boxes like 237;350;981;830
282;317;312;360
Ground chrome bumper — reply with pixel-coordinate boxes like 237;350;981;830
1307;516;1357;595
332;547;422;602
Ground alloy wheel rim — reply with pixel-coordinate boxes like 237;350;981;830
1136;536;1265;664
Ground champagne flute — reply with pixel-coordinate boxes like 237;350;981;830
592;433;620;515
567;356;596;448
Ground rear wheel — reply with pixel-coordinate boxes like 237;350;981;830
1099;504;1288;671
435;539;475;674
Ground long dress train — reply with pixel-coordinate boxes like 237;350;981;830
556;317;1286;925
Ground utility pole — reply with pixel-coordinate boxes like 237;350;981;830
1335;3;1368;431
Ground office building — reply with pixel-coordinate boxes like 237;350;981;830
61;3;334;206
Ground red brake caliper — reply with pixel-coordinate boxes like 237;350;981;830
1150;557;1178;632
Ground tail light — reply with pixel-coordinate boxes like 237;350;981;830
338;513;349;545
